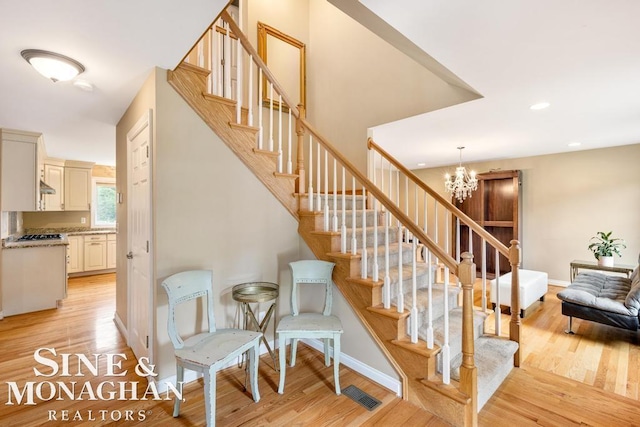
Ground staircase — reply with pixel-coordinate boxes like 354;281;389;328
167;8;523;427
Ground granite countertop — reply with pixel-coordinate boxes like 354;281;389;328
26;227;117;236
2;227;116;249
3;234;69;249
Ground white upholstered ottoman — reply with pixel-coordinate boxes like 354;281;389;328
490;269;548;317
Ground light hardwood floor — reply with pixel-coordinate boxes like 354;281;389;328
0;274;638;426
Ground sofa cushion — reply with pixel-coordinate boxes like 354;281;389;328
624;268;640;313
558;272;634;316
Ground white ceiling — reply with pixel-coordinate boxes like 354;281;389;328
0;0;224;166
2;1;639;169
358;0;640;168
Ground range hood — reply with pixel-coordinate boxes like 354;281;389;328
40;180;56;195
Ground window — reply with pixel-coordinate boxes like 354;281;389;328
92;178;116;227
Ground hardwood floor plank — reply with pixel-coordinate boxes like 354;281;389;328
2;275;640;426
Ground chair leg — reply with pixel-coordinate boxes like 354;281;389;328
249;339;260;402
278;334;286;394
203;367;216;427
324;338;330;366
291;338;298;367
333;334;341;395
173;364;184;417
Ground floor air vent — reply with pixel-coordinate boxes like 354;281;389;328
342;385;382;411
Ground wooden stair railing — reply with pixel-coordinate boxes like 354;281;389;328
367;138;522;367
167;7;522;427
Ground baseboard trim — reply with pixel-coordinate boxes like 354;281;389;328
300;338;401;397
549;279;570;287
113;312;128;341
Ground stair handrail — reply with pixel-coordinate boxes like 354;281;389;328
223;9;459;276
367;137;510;258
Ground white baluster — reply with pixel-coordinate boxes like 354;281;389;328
404;176;409;242
411;238;418;343
442;268;451;384
372;196;379;282
482;239;487;313
341;167;346;253
277;94;282;173
287;108;292;174
235;34;242;123
351;177;357;255
248;55;253;126
494;250;501;336
383;210;390;309
456;217;461;287
207;29;213;94
197;37;204;68
308;136;313;211
332;159;338;232
361;186;367;279
316;143;321;211
224;22;231;98
217;28;223;96
258;69;263;149
397;226;404;313
324;150;329;232
426;250;434;348
269;83;274;151
456;218;461;263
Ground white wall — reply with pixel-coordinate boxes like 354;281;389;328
413;144;640;283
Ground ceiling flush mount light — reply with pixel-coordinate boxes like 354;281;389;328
417;162;426;167
530;102;550;110
21;49;85;82
568;142;582;147
444;147;478;203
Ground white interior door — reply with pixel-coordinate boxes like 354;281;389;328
127;110;153;361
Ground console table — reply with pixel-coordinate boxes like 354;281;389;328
569;259;635;281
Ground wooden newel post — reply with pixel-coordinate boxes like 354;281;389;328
509;239;521;367
459;252;478;426
295;103;306;194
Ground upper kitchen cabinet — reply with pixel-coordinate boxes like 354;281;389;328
0;129;43;212
64;160;94;211
42;158;65;211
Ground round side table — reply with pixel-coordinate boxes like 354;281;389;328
232;282;279;374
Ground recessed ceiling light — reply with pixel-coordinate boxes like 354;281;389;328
568;142;581;147
21;49;85;82
530;102;550;110
417;162;426;167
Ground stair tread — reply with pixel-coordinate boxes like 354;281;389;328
449;335;518;410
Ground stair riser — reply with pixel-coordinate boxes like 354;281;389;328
341;210;379;228
315;196;367;211
344;228;401;250
363;246;416;276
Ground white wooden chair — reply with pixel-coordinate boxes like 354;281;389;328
276;260;343;395
162;270;262;427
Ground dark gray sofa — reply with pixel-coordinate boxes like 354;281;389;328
557;263;640;332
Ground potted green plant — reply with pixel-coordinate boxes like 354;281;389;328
588;231;626;267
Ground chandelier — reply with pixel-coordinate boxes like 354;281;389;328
444;147;478;203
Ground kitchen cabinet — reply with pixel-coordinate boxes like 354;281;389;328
67;235;84;273
84;234;107;271
1;245;67;316
107;233;117;269
42;159;65;211
0;129;43;212
64;161;93;211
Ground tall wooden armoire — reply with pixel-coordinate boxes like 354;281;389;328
454;170;521;277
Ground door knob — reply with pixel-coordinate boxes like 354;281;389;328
126;251;133;259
